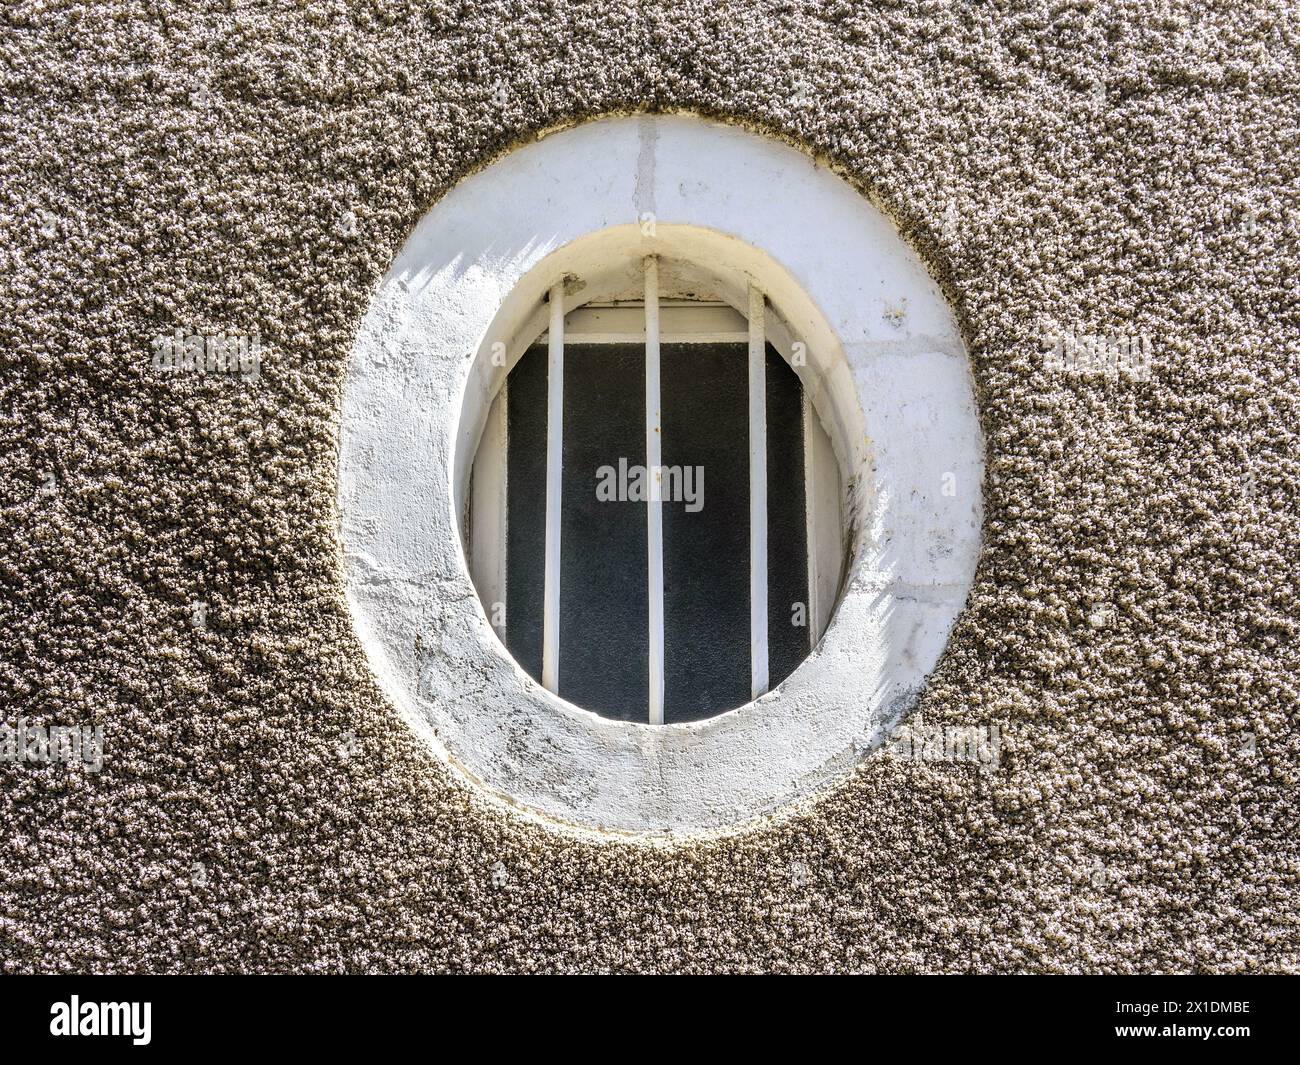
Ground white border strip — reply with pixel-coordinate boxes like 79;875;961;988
469;385;509;640
560;332;748;345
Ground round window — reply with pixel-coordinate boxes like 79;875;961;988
463;255;845;725
338;115;984;834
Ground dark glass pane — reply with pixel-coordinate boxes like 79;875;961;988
505;342;649;720
557;343;649;720
660;343;753;721
765;343;810;690
504;345;548;683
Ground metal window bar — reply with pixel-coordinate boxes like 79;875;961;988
748;282;769;700
645;258;666;725
541;282;564;694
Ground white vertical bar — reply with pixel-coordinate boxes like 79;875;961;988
541;282;564;694
748;284;769;699
645;257;665;725
802;388;817;651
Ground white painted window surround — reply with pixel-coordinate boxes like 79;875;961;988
337;114;984;835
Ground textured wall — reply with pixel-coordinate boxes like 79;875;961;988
1;0;1297;973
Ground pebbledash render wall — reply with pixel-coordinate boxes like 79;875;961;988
1;1;1297;973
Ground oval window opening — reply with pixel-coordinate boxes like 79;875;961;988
463;256;846;725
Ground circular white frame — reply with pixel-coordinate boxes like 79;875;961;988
337;114;984;835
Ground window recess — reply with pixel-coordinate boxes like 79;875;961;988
467;258;843;724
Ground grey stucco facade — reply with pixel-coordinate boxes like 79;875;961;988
0;0;1296;973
